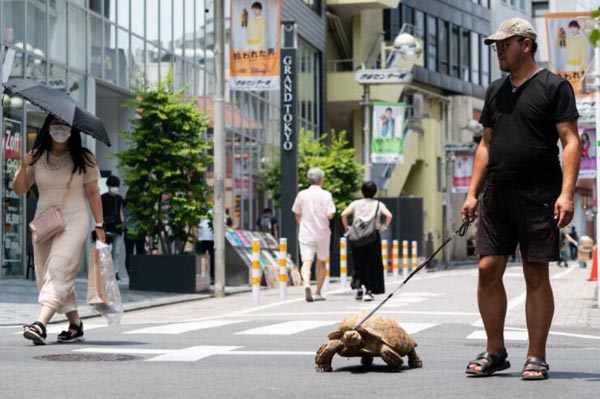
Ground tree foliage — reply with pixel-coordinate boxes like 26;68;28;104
589;10;600;46
259;129;363;213
115;74;212;254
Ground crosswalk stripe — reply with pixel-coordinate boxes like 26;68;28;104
467;330;528;341
124;319;247;335
236;320;338;335
399;323;439;335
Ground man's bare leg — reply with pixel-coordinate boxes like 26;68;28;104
315;259;326;295
468;255;508;372
301;260;313;287
522;261;554;378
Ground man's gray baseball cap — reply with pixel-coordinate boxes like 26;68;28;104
484;18;537;45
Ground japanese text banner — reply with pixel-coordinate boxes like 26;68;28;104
230;0;281;91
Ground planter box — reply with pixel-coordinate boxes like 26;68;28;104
129;254;210;293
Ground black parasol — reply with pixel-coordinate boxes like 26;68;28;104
3;78;111;147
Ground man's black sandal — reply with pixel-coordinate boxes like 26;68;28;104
57;321;84;343
466;349;511;376
23;321;47;345
521;357;549;380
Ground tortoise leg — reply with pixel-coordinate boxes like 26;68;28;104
380;345;403;371
361;356;373;367
315;339;343;372
407;348;423;368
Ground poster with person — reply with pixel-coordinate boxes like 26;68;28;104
371;102;407;164
452;152;474;193
545;12;594;122
230;0;281;91
579;129;596;179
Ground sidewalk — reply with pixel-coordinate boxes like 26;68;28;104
0;260;597;327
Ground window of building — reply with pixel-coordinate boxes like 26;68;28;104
118;0;130;31
27;0;48;54
415;11;425;39
471;32;480;85
400;5;414;28
49;0;68;64
481;40;490;85
69;3;87;72
461;30;470;81
383;9;401;42
301;0;321;15
450;25;459;78
438;20;449;75
426;15;437;72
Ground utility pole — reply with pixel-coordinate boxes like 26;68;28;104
213;0;226;298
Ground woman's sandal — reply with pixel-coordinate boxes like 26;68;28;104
466;349;511;376
521;357;549;380
57;321;84;343
23;321;47;345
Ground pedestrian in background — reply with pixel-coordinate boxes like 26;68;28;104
341;181;392;301
13;115;104;345
256;207;279;240
292;167;335;302
197;211;215;284
101;175;124;280
123;192;145;277
461;18;580;380
568;226;578;260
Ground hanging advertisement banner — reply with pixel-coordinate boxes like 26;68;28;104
371;102;407;164
230;0;281;91
579;128;596;179
545;12;595;125
452;152;474;194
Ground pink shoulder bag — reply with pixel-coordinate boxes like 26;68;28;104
29;173;74;244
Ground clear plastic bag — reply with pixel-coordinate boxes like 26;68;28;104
87;241;123;325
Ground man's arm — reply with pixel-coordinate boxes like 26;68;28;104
460;127;492;221
555;119;580;228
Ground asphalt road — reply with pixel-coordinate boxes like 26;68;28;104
1;265;599;399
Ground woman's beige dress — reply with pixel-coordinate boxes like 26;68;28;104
26;152;100;314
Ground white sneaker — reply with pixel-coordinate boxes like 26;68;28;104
314;294;326;301
364;293;374;302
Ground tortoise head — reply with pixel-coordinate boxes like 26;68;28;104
342;330;363;349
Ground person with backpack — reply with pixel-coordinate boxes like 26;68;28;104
256;208;279;240
101;175;124;280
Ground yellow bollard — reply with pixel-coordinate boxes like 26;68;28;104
324;256;331;292
340;237;348;286
411;241;418;272
392;240;400;280
251;238;261;305
279;238;288;300
402;240;409;277
381;239;388;276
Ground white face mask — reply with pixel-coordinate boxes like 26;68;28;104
109;187;119;194
49;125;71;143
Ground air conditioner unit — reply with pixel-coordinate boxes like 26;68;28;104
412;93;424;119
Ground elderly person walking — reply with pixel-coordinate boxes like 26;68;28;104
292;167;336;302
13;115;104;345
341;181;392;301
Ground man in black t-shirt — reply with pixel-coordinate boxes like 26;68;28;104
461;18;580;381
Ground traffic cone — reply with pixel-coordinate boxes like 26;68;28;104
588;245;598;282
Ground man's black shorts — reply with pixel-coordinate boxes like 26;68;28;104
476;183;560;262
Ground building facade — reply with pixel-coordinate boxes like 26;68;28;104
0;0;326;278
326;0;491;263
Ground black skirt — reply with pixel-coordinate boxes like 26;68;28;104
350;236;385;294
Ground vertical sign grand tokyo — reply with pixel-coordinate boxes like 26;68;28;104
280;21;298;263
